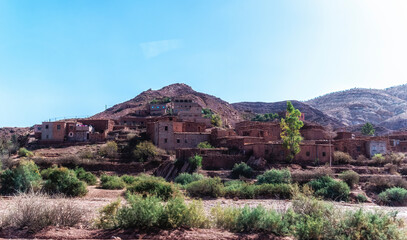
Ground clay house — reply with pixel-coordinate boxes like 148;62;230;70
333;132;389;159
146;117;210;150
388;132;407;152
235;121;281;141
41;121;70;142
243;140;333;164
149;102;172;116
66;122;94;142
33;124;42;140
80;119;114;142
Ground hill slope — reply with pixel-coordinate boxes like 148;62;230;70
92;84;243;126
232;101;344;128
305;88;407;129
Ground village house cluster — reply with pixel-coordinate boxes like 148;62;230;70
33;96;407;168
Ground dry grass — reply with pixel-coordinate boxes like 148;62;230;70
0;192;87;232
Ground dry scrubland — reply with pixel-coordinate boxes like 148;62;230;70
0;143;406;239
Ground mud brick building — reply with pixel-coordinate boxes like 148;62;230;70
235;121;281;141
389;131;407;152
33;124;42;140
41;121;70;142
333;131;389;158
147;118;210;150
149;102;172;116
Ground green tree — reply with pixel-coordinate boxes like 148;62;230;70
211;114;222;127
280;101;304;162
361;122;375;136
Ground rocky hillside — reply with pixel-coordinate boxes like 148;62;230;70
232;101;344;128
92;84;243;126
306;87;407;130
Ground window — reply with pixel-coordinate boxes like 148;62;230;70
46;135;49;139
165;126;168;131
164;138;167;143
45;125;49;129
357;146;361;152
185;139;188;143
306;151;310;156
57;125;61;130
177;139;180;143
322;152;326;157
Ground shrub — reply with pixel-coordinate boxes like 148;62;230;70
100;175;126;190
120;174;136;185
0;193;85;232
99;141;118;158
95;199;121;229
108;194;208;230
0;160;42;195
188;155;202;171
18;147;34;158
256;169;291;184
42;167;88;197
385;163;398;175
337;209;405;240
174;173;204;185
74;167;97;185
291;167;333;184
372;153;385;165
186;177;224;198
386;152;405;166
333;151;352;164
339;170;359;188
307;176;350;201
367;176;407;193
78;150;96;159
254;183;293;199
224;181;255;199
230;162;253;179
126;176;178;201
378;187;407;206
197;141;214;149
132;141;158;162
356;194;367;203
160;197;209;228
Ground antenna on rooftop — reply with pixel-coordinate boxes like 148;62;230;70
105;105;107;110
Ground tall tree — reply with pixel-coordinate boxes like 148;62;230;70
361;122;375;136
280;101;304;162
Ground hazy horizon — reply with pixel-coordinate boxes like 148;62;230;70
1;0;407;127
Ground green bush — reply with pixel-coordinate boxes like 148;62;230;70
230;162;253;179
78;150;96;159
100;175;126;190
186;177;224;198
126;176;178;201
254;183;293;199
333;151;352;164
339;170;359;188
74;167;97;185
18;147;34;158
42;167;88;197
0;160;42;195
174;173;204;185
132;141;158;162
372;153;385;165
378;187;407;206
356;194;367;203
224;181;255;199
307;176;350;201
99;141;118;158
108;194;208;230
120;174;136;185
188;155;202;171
197;141;214;149
257;169;291;184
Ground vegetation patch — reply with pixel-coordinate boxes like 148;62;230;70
230;162;253;179
378;187;407;206
126;175;179;201
256;169;291;184
307;176;350;201
42;167;88;197
100;175;126;190
0;160;42;195
174;173;204;185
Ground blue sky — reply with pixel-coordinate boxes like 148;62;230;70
1;0;407;127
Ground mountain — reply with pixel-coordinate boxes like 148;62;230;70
305;86;407;130
92;83;243;126
232;101;344;128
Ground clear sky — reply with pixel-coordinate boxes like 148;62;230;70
1;0;407;127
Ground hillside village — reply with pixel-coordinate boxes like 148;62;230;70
30;92;405;168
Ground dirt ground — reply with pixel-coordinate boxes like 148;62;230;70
0;186;406;239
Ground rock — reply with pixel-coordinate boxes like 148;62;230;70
247;156;267;170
